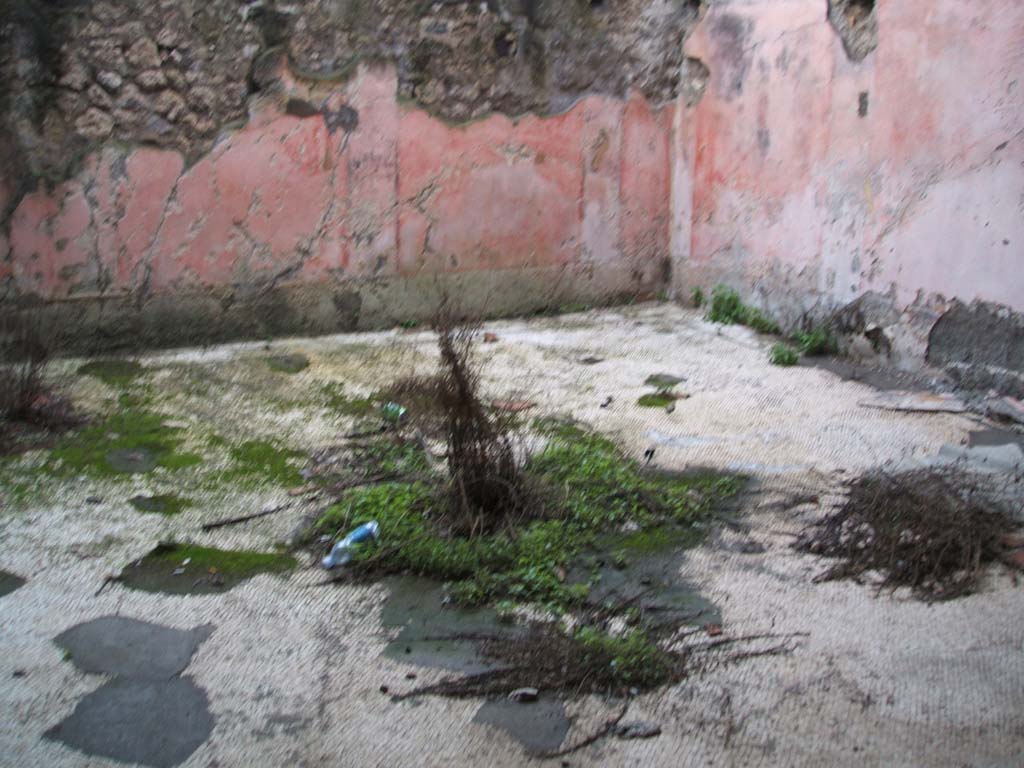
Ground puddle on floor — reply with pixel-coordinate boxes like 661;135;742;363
569;524;720;627
47;617;215;768
266;353;310;374
119;543;297;595
380;575;517;674
473;695;570;753
0;569;26;597
129;495;189;516
969;427;1024;449
106;448;159;473
803;357;924;392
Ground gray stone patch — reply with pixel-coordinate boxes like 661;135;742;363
381;576;514;675
473;695;569;753
55;616;213;680
928;300;1024;398
0;569;26;597
44;677;214;768
47;617;215;768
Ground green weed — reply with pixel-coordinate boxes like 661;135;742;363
707;285;781;335
769;343;800;366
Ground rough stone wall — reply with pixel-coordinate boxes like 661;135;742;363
0;0;701;202
672;0;1024;373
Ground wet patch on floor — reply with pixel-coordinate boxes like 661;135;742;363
266;354;310;374
46;617;214;768
969;427;1024;450
472;695;570;753
77;359;146;387
129;494;192;516
54;616;214;679
803;357;927;392
380;575;516;674
106;447;160;473
569;523;720;627
0;569;26;597
119;543;297;595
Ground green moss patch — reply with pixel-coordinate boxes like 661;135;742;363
129;494;192;516
120;543;297;594
46;411;202;478
221;439;305;487
637;392;677;408
321;383;381;417
77;359;146;386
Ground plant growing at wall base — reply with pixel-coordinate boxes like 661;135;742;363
769;343;799;366
707;285;781;335
793;326;838;356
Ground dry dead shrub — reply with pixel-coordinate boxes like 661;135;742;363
795;468;1020;601
432;312;535;536
0;314;76;453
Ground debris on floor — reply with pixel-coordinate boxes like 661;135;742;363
794;468;1020;601
857;390;967;414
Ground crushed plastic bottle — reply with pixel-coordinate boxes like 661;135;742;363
321;520;379;569
381;402;407;425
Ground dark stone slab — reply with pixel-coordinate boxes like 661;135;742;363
45;676;214;768
54;616;213;680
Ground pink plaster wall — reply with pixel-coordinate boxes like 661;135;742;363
3;0;1021;345
1;64;671;307
676;0;1024;321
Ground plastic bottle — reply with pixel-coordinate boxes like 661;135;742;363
321;520;379;569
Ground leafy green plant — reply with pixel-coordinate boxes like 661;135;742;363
313;423;741;609
691;286;705;308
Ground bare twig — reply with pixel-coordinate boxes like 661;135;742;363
200;503;289;531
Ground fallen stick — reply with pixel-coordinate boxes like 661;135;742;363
94;574;121;597
201;503;289;531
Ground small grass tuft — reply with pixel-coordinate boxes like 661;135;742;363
707;285;781;335
691;286;705;308
794;327;838;357
769;343;800;366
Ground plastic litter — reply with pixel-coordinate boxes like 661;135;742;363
381;402;407;424
321;521;380;569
